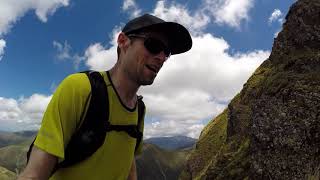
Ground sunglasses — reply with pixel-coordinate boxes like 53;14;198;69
127;34;171;59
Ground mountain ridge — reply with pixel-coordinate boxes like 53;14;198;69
0;132;193;179
144;135;197;150
181;0;320;179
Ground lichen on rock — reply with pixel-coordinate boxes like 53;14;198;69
181;0;320;179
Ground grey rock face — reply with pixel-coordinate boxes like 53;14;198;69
271;0;320;59
181;0;320;179
251;0;320;179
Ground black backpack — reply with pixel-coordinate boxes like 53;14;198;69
27;71;145;170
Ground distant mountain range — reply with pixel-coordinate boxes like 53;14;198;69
144;135;197;150
0;131;195;179
0;131;36;148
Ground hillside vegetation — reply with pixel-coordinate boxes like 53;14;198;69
181;0;320;179
0;166;16;180
136;143;191;180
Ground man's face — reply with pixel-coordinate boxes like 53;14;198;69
122;31;170;86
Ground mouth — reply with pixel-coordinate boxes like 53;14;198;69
146;64;158;74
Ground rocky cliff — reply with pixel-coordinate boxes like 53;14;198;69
180;0;320;179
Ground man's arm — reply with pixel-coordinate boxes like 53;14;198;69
18;146;58;180
127;158;137;180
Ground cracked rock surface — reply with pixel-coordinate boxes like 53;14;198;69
181;0;320;179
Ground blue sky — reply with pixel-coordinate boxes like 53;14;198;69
0;0;296;138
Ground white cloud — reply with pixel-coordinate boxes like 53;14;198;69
0;95;51;131
0;0;269;139
153;1;210;34
84;27;121;71
53;41;72;59
268;9;283;24
203;0;254;28
139;34;270;138
0;97;21;121
122;0;141;18
268;9;284;38
152;0;253;33
0;0;69;36
0;39;5;61
83;1;269;138
53;40;85;69
83;33;270;139
19;94;51;121
274;29;281;38
84;43;117;71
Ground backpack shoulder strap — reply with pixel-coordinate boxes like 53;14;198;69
56;70;109;168
135;95;145;152
26;71;109;168
27;71;145;171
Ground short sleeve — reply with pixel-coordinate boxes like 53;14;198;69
34;73;91;159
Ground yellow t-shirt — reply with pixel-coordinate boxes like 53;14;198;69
34;71;144;180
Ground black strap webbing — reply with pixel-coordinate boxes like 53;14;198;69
26;71;145;172
56;71;109;168
136;97;145;151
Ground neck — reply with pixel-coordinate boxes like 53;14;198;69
109;67;139;108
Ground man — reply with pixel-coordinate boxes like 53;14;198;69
18;13;192;180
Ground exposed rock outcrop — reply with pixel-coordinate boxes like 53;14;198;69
180;0;320;179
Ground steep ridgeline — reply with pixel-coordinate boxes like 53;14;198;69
180;0;320;179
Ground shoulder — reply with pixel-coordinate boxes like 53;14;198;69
57;73;91;94
62;73;90;88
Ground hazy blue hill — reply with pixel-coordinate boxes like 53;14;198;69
144;136;197;150
0;131;36;148
0;131;194;179
13;131;37;137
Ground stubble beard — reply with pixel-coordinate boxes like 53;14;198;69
138;76;155;86
126;68;155;86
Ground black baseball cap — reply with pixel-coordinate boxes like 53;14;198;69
122;14;192;55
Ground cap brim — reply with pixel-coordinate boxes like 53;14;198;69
145;22;192;55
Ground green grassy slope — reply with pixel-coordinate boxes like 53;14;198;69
0;166;16;180
180;0;320;177
0;138;33;174
136;143;191;180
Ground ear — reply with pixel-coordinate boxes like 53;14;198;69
117;32;130;52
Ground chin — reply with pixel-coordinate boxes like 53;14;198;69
139;78;155;86
140;81;154;86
